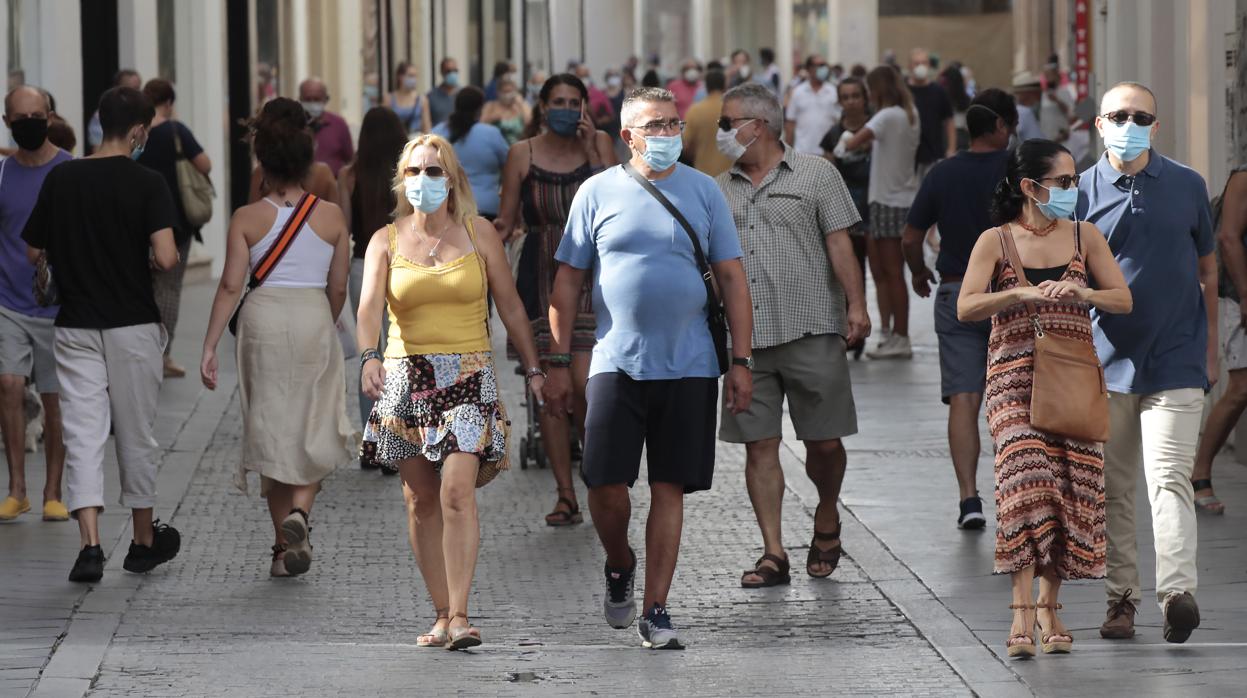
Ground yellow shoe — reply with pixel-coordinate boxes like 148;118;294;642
0;496;31;520
42;500;69;521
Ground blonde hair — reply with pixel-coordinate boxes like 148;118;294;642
391;133;478;222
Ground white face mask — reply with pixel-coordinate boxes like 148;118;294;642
715;120;756;162
738;65;752;79
912;64;931;82
683;68;701;83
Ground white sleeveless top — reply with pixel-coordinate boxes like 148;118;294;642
249;198;334;289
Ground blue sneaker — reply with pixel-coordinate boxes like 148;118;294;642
638;603;683;650
603;549;637;629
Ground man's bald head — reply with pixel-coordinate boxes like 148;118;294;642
298;78;328;102
4;85;50;117
1101;81;1157;117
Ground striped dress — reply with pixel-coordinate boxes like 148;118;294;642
509;143;597;360
985;227;1106;579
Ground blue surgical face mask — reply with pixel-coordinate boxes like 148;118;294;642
638;134;682;171
444;70;460;88
129;130;146;160
1101;120;1151;162
546;108;580;137
814;65;831;82
404;174;449;214
1031;181;1078;221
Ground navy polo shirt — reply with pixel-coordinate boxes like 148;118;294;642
1076;150;1216;394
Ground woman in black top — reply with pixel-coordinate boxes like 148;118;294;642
338;107;409;455
137;79;212;379
821;77;872;357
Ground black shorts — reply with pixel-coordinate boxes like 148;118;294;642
580;372;719;493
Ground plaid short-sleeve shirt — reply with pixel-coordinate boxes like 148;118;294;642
716;146;861;350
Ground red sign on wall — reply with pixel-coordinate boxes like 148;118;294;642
1075;0;1090;99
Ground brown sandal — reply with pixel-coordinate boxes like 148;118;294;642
545;488;583;527
1037;603;1072;654
741;553;791;588
807;528;842;578
1007;603;1037;658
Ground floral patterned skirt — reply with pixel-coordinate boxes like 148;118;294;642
360;352;509;473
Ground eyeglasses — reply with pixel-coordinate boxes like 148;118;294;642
630;119;685;135
1100;110;1156;127
405;165;446;178
1037;174;1080;189
717;117;754;132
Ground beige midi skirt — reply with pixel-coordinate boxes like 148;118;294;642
233;286;355;495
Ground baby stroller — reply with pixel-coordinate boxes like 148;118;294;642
515;365;583;469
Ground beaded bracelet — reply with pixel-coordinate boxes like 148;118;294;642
546;353;572;367
359;349;383;370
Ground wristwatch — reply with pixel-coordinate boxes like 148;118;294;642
732;356;754;370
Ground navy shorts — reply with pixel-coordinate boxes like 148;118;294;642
580;372;719;493
934;281;991;403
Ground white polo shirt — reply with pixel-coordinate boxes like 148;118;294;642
786;81;840;154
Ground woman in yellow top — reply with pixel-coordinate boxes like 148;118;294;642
356;134;544;650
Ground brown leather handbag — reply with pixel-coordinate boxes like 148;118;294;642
998;226;1109;443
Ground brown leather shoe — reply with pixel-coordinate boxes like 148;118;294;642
1100;589;1137;639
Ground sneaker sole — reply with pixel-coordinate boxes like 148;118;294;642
281;516;313;576
69;568;104;582
958;514;987;530
639;631;684;650
123;558;163;573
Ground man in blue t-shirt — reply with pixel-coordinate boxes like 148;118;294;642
902;88;1017;532
1077;81;1214;645
545;87;753;650
0;86;71;523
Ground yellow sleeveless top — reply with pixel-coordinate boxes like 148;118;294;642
384;219;490;357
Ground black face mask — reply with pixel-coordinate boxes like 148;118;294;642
10;117;48;151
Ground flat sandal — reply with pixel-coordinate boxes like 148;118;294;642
447;613;482;651
417;611;450;648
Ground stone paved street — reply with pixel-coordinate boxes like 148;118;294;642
5;279;1247;697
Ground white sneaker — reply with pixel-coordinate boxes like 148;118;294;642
867;334;913;360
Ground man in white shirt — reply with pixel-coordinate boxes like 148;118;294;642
783;55;839;155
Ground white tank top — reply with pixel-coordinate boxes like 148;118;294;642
249;198;334;289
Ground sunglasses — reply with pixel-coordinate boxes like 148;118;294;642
717;116;754;132
1036;174;1080;189
1100;110;1156;127
405;165;446;178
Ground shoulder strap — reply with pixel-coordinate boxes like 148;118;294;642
0;158;7;190
1074;219;1082;256
172;122;184;156
249;193;319;289
621;161;721;305
997;224;1041;324
387;223;397;259
464;217;493;336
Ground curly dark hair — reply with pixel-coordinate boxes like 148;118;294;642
248;97;314;186
991;139;1072;224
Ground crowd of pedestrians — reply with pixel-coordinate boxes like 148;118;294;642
0;44;1239;660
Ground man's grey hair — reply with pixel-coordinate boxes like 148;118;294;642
621;87;675;128
722;82;783;138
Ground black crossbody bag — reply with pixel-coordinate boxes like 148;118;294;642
622;162;729;375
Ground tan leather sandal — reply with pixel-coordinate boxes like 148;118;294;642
1007;603;1037;658
1037;602;1073;654
416;609;450;648
447;612;482;651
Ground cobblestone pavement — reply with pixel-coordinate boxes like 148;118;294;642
84;362;971;697
13;280;1247;697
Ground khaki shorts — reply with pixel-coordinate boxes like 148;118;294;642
1219;298;1247;371
0;304;58;392
719;334;858;443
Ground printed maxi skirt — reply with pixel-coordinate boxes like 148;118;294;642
985;245;1106;579
360;352;509;483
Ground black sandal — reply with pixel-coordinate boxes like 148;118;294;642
545;488;583;527
807;528;842;578
741;552;791;588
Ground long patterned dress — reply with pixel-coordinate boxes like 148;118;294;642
509;141;597;360
985;227;1106;579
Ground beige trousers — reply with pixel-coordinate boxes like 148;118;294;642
56;324;165;514
1103;388;1203;608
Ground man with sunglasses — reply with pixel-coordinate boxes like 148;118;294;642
546;87;753;649
714;82;868;587
1076;81;1216;644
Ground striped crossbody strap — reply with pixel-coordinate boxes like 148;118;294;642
249;193;319;289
